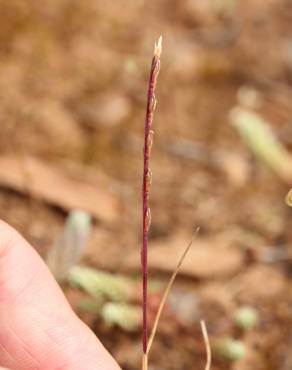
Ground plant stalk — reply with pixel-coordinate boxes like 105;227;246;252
142;36;162;364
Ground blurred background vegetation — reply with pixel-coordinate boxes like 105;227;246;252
1;1;292;369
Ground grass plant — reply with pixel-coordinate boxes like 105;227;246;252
141;36;162;370
141;37;211;370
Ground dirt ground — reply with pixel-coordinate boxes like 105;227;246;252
1;1;292;369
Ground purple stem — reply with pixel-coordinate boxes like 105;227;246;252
142;40;161;354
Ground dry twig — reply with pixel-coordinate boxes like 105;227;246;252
146;231;198;356
200;320;212;370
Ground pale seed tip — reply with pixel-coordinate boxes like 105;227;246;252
154;35;163;58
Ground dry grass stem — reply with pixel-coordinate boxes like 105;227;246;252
200;320;212;370
286;189;292;207
142;353;148;370
146;229;199;355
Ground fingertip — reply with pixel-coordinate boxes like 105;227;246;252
0;219;21;262
0;221;122;370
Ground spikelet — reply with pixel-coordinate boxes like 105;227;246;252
141;36;162;368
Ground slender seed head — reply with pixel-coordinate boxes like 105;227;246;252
142;36;162;361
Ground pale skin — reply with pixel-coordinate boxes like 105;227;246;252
0;220;121;370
